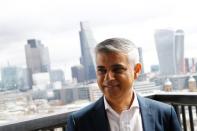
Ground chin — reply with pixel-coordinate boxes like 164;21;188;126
106;93;121;99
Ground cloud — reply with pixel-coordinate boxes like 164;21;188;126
0;0;197;78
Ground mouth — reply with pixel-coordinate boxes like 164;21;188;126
103;86;112;88
103;85;119;88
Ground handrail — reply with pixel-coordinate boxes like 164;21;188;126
0;92;196;131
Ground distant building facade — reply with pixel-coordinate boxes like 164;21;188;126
188;76;197;92
32;72;51;93
151;65;160;73
174;30;185;74
50;69;65;84
1;66;31;91
185;58;197;73
78;22;97;82
137;47;146;81
25;39;51;74
156;73;197;90
138;47;144;74
59;86;90;104
71;65;85;83
155;29;184;76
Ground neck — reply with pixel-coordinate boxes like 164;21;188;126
107;90;134;114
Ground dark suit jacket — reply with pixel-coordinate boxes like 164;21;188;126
66;95;181;131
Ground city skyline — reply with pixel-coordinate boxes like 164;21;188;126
0;26;196;80
1;0;197;79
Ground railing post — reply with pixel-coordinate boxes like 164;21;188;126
188;106;194;131
181;105;187;131
173;104;181;124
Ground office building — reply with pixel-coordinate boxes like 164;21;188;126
151;65;160;73
79;22;97;82
174;30;184;74
155;29;184;76
25;39;51;74
185;58;197;73
71;65;85;83
138;47;144;74
50;69;65;84
1;66;31;91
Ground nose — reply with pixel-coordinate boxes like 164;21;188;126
104;70;115;81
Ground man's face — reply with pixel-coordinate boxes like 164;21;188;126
96;52;140;101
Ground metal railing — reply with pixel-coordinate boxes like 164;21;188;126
0;111;70;131
0;92;197;131
148;93;197;131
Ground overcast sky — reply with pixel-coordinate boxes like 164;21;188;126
0;0;197;79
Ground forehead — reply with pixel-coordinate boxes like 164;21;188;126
96;52;129;66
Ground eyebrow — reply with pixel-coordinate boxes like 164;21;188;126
97;64;126;69
111;64;125;68
97;66;105;69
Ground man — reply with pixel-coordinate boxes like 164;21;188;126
67;38;181;131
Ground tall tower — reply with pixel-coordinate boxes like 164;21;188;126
25;39;51;74
79;22;96;82
174;30;184;74
154;29;184;76
155;29;175;76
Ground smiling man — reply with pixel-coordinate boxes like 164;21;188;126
67;38;181;131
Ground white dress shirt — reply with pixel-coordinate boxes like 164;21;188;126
104;91;143;131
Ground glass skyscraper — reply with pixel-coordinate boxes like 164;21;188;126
174;30;184;74
25;39;51;74
155;29;184;76
79;22;96;82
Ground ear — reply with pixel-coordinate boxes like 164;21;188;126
134;63;142;79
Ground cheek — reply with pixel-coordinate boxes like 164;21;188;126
118;73;134;85
97;77;105;92
96;76;104;86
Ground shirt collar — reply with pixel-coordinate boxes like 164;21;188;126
104;90;139;111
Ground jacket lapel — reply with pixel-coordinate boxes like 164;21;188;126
91;97;110;131
90;95;155;131
137;95;155;131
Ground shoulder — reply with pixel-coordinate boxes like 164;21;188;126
68;97;103;119
137;95;181;130
144;97;171;108
137;95;173;114
66;97;104;130
72;101;96;118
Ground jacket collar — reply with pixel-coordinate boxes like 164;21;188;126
92;96;110;131
137;95;155;131
91;95;155;131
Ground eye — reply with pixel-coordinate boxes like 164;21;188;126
97;68;107;75
112;67;126;74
